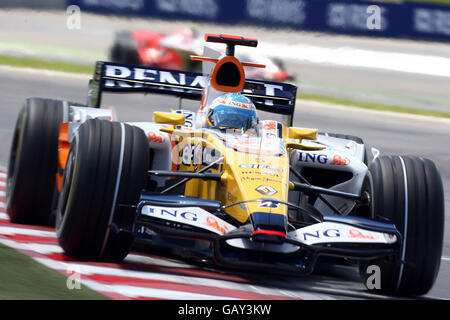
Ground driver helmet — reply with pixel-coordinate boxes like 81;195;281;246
206;93;258;133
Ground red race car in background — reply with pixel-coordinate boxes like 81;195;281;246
109;27;295;82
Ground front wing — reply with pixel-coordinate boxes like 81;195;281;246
123;193;401;274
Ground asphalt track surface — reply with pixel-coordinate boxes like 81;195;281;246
0;67;449;300
1;9;450;112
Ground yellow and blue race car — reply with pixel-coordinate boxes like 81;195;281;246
6;34;444;297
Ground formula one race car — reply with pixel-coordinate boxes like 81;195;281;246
110;27;295;82
6;34;444;297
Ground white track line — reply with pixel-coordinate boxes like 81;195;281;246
34;257;326;300
0;226;56;238
80;279;240;300
259;42;450;78
125;253;195;269
0;234;324;299
0;239;61;254
0;182;5;188
0;213;8;220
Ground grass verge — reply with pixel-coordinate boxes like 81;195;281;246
0;54;93;75
1;53;449;120
299;93;450;119
0;243;109;300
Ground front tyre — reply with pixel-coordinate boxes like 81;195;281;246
359;155;444;296
56;119;148;262
6;98;63;226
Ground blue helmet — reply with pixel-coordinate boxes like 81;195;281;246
206;93;258;132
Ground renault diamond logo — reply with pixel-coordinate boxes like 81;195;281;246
255;185;277;196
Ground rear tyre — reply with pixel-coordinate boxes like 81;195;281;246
6;98;63;226
55;119;148;262
359;155;444;296
110;32;140;65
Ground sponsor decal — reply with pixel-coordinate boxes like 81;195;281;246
156;0;219;19
247;0;306;25
181;144;193;166
180;144;221;168
298;152;328;164
265;132;277;138
241;170;281;178
148;131;166;143
142;206;198;222
220;135;285;156
206;216;231;235
176;110;195;128
193;144;202;170
298;228;341;242
291;222;392;245
262;121;277;131
241;175;281;184
227;99;251;109
227;192;237;203
327;3;387;31
202;146;221;166
141;205;235;235
414;8;450;36
298;152;350;166
101;63;296;107
255;185;278;196
240;164;283;172
258;200;280;209
104;65;207;89
81;0;144;11
349;228;380;240
330;155;350;166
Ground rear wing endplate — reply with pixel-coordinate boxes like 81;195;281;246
88;61;297;124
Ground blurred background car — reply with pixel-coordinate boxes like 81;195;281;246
110;26;295;82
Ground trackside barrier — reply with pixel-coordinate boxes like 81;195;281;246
68;0;450;43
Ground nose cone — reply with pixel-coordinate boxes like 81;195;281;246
250;211;288;244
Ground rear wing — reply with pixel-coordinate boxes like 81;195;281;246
88;61;298;124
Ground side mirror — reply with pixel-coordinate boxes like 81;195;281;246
288;127;318;141
153;112;185;126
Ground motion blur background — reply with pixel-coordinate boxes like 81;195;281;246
0;0;449;299
1;0;450;112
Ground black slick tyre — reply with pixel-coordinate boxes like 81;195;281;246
359;155;444;296
6;98;63;226
55;119;148;262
